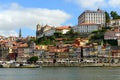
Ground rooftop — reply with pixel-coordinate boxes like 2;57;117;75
56;26;70;30
84;8;104;13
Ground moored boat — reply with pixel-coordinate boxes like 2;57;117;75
20;63;40;68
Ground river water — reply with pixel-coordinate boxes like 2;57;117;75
0;67;120;80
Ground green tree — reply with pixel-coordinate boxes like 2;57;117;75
110;11;120;19
66;29;74;34
54;32;62;38
105;11;110;23
28;56;39;63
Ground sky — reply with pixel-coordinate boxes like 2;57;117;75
0;0;120;37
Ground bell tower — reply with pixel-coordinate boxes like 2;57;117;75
19;28;22;38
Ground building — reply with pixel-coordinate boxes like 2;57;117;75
36;24;55;38
7;36;18;41
104;30;120;40
110;19;120;27
78;8;105;26
104;30;120;46
73;9;105;33
0;44;9;60
17;43;32;61
56;26;71;34
0;36;5;40
72;23;100;33
44;28;55;37
110;46;120;57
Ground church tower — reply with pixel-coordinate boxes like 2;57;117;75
36;24;42;31
19;28;22;38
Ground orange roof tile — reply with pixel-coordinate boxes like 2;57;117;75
56;26;70;30
19;43;28;47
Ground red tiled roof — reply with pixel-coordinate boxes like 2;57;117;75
48;47;68;53
19;43;28;47
56;26;70;30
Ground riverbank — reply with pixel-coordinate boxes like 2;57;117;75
1;62;120;68
0;63;40;68
41;63;120;67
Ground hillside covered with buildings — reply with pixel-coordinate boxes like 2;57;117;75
0;9;120;66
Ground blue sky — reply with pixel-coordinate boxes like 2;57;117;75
0;0;120;37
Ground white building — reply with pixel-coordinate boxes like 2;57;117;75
78;9;105;26
36;24;55;38
44;28;55;36
56;26;71;34
72;23;100;33
110;19;120;27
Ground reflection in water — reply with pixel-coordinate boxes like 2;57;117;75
0;67;120;80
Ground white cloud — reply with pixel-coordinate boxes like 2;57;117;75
0;3;71;36
66;0;107;9
0;30;18;37
66;0;120;9
108;0;120;7
75;0;106;9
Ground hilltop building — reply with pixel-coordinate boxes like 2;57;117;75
72;23;100;33
78;8;105;26
36;24;71;39
36;24;55;38
56;26;71;34
73;9;105;33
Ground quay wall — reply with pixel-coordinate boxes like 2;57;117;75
42;63;120;67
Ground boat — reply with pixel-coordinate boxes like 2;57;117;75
20;63;40;68
10;63;20;68
1;63;10;68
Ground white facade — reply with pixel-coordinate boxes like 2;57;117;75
72;26;78;32
56;26;70;34
37;29;55;38
44;29;55;36
78;9;105;26
72;24;99;33
110;19;120;27
36;24;55;38
56;29;70;34
62;29;70;34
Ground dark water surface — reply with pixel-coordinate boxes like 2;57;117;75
0;67;120;80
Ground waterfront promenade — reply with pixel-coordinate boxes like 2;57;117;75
1;62;120;68
42;63;120;67
40;57;120;67
1;57;120;68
